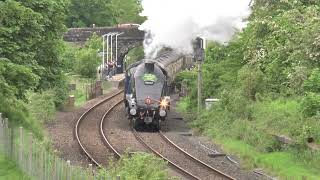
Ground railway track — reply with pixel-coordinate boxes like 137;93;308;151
132;129;235;180
76;90;235;179
75;90;124;167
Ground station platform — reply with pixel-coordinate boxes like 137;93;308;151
109;73;125;88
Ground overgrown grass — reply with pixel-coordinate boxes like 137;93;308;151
219;139;320;179
68;75;93;107
0;154;28;180
68;75;112;107
97;152;176;180
178;97;320;179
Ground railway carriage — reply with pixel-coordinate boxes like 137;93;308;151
124;50;193;130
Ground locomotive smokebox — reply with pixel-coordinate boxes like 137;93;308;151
145;61;155;73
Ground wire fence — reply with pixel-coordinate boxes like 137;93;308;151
0;113;121;180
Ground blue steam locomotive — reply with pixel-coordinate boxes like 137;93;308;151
124;51;193;130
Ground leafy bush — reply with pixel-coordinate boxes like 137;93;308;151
175;1;320;178
100;153;172;180
251;99;303;135
61;43;78;73
304;68;320;93
302;92;320;117
74;48;100;78
74;34;102;79
25;91;56;123
125;46;145;67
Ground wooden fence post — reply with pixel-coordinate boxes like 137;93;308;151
56;157;60;180
9;122;14;160
116;175;121;180
40;148;44;180
2;117;6;155
67;160;71;180
53;156;57;180
28;133;33;177
0;113;3;153
33;141;37;179
19;127;23;169
45;149;48;180
89;164;93;180
48;152;51;180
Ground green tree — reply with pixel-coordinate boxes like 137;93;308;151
110;0;145;24
304;68;320;93
74;34;102;78
66;0;115;27
0;0;69;134
66;0;145;27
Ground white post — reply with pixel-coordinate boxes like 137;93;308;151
111;33;114;63
106;34;110;64
102;33;112;80
115;34;118;67
115;32;124;68
102;35;105;70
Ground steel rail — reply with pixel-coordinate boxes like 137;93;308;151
74;90;124;167
100;99;124;158
99;102;198;179
159;131;235;180
131;128;200;180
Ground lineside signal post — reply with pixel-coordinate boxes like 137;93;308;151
193;37;206;118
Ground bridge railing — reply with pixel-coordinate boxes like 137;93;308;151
0;113;121;180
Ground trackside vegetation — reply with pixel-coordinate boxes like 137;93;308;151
177;0;320;179
0;0;174;179
0;154;29;180
97;153;174;180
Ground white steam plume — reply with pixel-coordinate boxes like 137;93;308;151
139;0;252;58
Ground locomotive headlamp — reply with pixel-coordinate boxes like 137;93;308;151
145;97;152;105
159;109;166;117
160;99;168;108
130;108;137;116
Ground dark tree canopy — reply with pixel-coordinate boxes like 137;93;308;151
0;0;69;128
66;0;145;27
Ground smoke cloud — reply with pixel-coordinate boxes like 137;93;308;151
139;0;252;58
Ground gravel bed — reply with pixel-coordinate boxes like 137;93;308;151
103;103;148;154
47;91;270;179
46;89;119;167
161;94;270;180
103;103;185;179
77;92;123;166
138;131;224;180
164;131;261;180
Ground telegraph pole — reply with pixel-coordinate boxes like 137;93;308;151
194;37;205;118
197;60;202;117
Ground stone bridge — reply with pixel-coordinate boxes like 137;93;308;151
64;27;145;73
